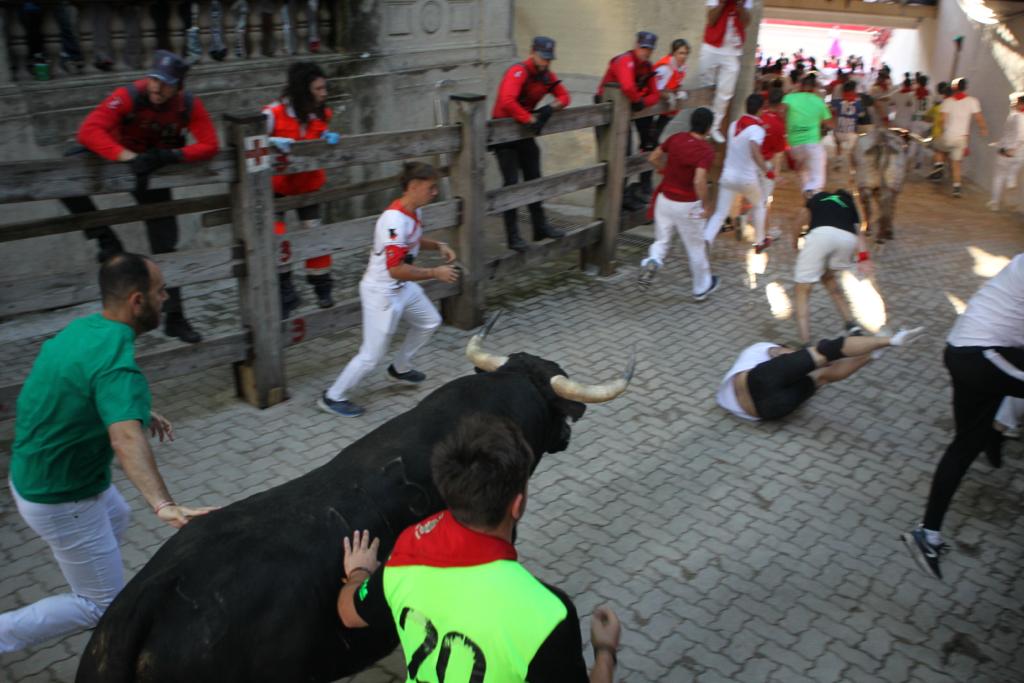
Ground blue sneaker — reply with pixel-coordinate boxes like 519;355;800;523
901;526;949;580
694;275;719;302
387;365;426;384
317;392;364;417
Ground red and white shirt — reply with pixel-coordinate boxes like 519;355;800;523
363;199;423;291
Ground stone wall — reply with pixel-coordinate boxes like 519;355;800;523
0;0;515;280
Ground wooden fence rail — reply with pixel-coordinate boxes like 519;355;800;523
0;83;714;418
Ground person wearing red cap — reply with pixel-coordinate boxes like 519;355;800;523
491;36;571;252
699;0;753;143
62;50;220;344
264;61;340;315
597;31;662;210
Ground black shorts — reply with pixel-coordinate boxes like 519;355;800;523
746;349;817;420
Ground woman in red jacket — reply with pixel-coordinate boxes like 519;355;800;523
264;61;339;315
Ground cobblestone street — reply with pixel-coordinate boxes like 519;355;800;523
1;164;1022;682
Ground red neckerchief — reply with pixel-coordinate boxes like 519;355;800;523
735;114;763;135
388;198;420;224
914;86;929;100
387;511;518;569
899;85;913;93
842;92;859;102
953;92;968;100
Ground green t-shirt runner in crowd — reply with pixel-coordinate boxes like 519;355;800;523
782;91;833;146
11;314;151;504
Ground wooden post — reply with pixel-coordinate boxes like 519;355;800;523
224;113;286;408
585;84;630;276
0;11;11;84
441;94;487;330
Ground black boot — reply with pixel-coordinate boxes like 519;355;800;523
307;273;334;309
529;204;564;241
984;430;1005;469
622;182;646;212
640;170;654;197
279;272;301;318
164;313;201;343
504;212;528;253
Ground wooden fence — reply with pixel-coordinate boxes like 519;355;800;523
0;84;713;418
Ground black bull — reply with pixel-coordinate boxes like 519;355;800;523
75;351;622;683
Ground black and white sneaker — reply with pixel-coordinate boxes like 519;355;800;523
388;365;426;384
901;526;949;580
844;321;865;336
317;392;364;417
694;275;719;302
637;262;658;289
927;163;945;181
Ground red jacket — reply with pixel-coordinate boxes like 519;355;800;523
703;0;746;49
596;50;660;108
264;100;333;195
492;60;571;124
77;79;219;162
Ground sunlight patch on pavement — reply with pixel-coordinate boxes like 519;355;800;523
745;249;767;289
765;281;792;320
967;246;1010;278
841;271;887;333
945;292;967;315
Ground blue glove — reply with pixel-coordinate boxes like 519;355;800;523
268;136;294;153
321;131;341;145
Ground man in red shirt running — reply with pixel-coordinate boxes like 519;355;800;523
636;107;719;301
491;36;571;252
64;50;219;344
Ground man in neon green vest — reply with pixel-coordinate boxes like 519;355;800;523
337;415;621;682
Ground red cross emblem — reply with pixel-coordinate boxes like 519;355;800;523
244;135;272;172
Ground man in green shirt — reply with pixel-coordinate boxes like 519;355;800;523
337;415;622;683
783;73;834;197
0;253;212;653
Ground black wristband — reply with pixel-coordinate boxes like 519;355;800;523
593;645;617;666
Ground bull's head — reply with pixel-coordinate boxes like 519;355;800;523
465;312;635;454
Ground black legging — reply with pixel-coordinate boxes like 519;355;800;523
493;138;545;233
746;348;818;421
923;345;1024;530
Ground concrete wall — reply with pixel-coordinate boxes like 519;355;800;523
0;0;515;280
926;2;1024;212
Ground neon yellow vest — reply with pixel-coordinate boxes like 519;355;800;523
383;560;567;683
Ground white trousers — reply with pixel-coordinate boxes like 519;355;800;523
699;49;741;131
0;483;130;653
991;153;1023;205
326;281;441;401
704;178;766;244
643;195;712;295
790;143;827;194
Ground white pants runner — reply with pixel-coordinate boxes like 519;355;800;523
991;152;1023;206
704;178;766;244
326;280;441;401
643;195;712;295
789;142;827;194
699;48;741;132
0;483;130;653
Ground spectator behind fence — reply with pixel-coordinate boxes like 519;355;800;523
264;61;341;315
491;35;570;253
16;1;85;79
0;254;215;654
62;50;220;344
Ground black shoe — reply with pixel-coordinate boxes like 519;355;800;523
533;223;565;241
387;364;426;384
307;274;334;309
901;526;949;580
506;227;528;253
165;315;202;344
637;262;658;289
210;48;228;62
927;164;944;181
984;431;1004;468
95;235;125;263
844;321;865;337
280;273;301;319
93;57;114;72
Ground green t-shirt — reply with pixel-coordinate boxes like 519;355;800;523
11;314;151;504
783;91;833;146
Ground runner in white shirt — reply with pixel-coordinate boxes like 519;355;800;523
705;93;768;248
903;254;1024;581
717;328;924;422
988;92;1024;211
319;162;459;417
938;77;988;197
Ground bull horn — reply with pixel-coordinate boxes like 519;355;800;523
465;312;509;372
549;347;635;403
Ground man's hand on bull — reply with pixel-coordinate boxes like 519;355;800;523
343;529;381;583
155;501;217;529
149;411;174;443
